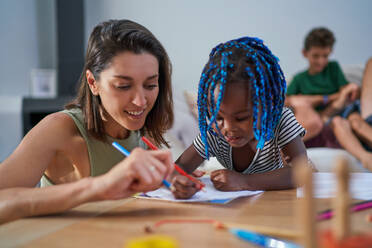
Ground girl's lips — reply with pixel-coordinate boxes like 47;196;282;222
225;136;241;143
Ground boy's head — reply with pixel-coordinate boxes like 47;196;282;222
303;27;335;74
197;37;286;158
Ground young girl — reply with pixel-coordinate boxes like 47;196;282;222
0;19;174;223
171;37;308;199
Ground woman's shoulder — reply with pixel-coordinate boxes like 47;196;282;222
35;111;82;142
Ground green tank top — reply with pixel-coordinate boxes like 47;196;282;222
40;108;147;187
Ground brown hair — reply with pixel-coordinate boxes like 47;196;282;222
66;19;173;147
304;27;335;51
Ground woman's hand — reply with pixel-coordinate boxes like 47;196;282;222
170;175;200;199
191;170;206;177
94;148;174;200
210;169;247;191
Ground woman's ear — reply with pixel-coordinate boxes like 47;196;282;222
86;70;99;96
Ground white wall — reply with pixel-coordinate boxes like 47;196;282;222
0;0;56;161
84;0;372;93
0;0;56;96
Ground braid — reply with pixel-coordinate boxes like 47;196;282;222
197;37;286;159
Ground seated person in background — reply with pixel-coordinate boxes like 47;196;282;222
170;37;310;199
286;27;359;144
331;58;372;171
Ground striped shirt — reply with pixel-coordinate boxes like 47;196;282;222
193;107;305;174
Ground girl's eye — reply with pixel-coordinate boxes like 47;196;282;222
236;116;249;122
216;116;223;123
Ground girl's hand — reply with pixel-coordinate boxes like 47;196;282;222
210;169;247;191
94;148;174;200
171;175;200;199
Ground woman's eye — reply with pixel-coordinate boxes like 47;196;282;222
116;85;130;90
145;84;158;90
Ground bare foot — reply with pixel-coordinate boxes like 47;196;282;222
349;113;372;148
359;152;372;171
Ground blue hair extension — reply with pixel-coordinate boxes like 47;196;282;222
197;37;287;159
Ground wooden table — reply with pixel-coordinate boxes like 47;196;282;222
1;190;371;247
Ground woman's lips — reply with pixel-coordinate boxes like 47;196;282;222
125;110;145;119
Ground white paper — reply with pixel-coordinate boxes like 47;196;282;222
140;176;263;203
297;172;372;199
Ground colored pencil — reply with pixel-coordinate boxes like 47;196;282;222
141;136;205;190
230;228;300;248
317;199;372;221
112;141;171;189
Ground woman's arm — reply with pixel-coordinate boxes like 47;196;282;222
0;112;81;189
0;148;174;224
210;135;308;191
0;178;96;224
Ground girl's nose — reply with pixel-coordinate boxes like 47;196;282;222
221;119;236;132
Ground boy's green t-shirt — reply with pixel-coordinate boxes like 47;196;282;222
287;61;348;96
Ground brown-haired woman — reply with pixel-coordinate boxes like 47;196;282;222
0;19;174;224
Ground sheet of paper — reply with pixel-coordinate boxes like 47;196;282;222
139;176;263;203
297;172;372;199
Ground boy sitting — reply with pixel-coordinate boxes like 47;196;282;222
286;27;359;143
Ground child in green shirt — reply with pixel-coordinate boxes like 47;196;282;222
286;27;359;142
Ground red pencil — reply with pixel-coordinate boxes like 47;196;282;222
141;136;205;190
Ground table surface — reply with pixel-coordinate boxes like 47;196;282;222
1;189;371;248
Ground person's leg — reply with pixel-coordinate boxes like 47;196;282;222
331;116;372;171
348;112;372;148
292;104;323;141
360;58;372;119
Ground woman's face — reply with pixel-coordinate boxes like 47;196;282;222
88;51;159;138
214;82;255;148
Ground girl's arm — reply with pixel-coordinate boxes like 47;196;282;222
175;144;205;174
211;135;307;191
0;148;174;224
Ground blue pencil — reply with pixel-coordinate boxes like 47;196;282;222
230;228;300;248
112;142;171;189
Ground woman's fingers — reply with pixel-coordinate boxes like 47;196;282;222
127;148;173;191
191;169;205;177
146;149;174;177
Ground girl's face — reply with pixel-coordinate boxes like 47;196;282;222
87;51;159;138
214;82;255;148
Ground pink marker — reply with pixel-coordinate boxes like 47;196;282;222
317;200;372;221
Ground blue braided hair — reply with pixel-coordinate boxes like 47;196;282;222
197;37;287;159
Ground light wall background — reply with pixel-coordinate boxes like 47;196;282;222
84;0;372;92
0;0;372;160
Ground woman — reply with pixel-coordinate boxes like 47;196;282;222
0;19;174;224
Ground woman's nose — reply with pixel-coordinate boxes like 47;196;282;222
132;90;147;107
